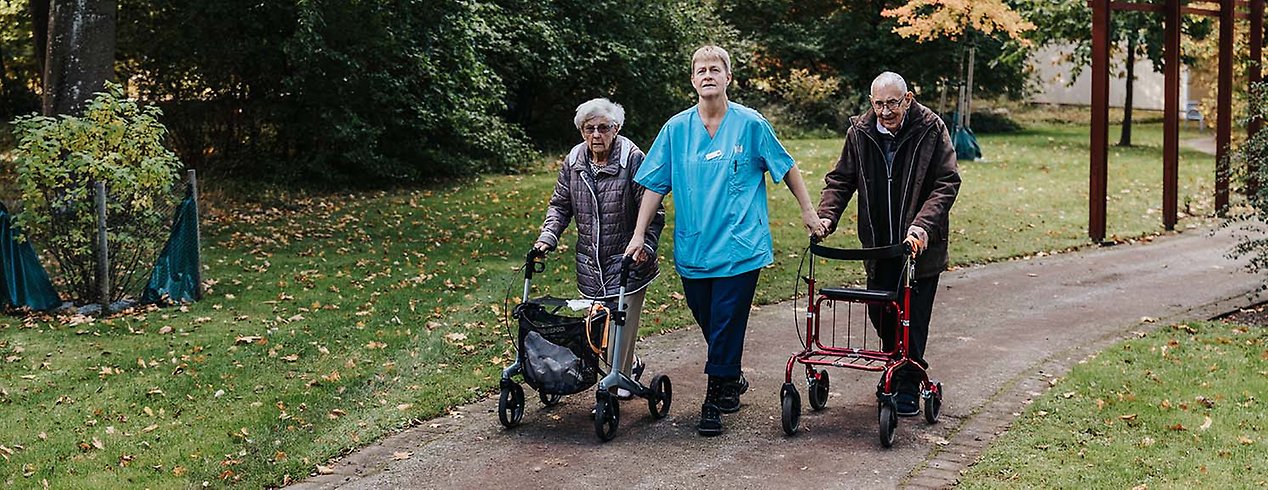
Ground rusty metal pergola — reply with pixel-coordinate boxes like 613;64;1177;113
1089;0;1264;242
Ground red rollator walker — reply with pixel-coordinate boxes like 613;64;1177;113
780;239;943;447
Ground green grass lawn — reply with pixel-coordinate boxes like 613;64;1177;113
957;320;1268;488
0;114;1229;487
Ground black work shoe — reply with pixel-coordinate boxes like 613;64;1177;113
697;403;723;436
715;374;748;414
895;391;920;417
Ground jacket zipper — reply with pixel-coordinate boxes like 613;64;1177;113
579;167;606;297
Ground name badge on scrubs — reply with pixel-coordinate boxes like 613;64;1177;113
705;149;723;160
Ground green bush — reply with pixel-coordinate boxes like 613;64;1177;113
1228;82;1268;284
8;82;184;303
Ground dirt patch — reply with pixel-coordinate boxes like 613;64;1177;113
1220;303;1268;327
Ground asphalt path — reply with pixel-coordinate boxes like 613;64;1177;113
294;225;1262;489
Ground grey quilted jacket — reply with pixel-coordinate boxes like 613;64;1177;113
537;135;665;299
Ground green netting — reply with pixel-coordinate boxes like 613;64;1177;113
0;203;61;311
954;124;982;161
142;190;201;304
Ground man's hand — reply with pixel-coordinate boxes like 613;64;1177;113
903;234;925;257
817;218;833;238
532;241;552;253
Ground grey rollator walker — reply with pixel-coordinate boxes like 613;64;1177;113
592;255;673;441
499;251;672;442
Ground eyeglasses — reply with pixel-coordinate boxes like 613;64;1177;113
583;124;614;134
870;97;906;112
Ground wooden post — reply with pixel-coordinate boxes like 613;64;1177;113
95;180;110;313
1090;0;1110;242
188;169;202;300
1216;0;1234;214
965;46;976;129
1164;0;1181;230
1251;0;1265;196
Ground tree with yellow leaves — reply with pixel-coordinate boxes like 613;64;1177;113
881;0;1034;159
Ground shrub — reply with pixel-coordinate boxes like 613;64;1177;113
8;82;184;303
1227;82;1268;286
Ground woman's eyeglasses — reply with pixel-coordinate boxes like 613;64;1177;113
584;124;614;134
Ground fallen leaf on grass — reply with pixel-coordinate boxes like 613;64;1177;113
443;332;467;342
1199;416;1212;431
1239;436;1255;445
1168;423;1186;431
234;336;266;345
1119;414;1137;421
316;465;335;475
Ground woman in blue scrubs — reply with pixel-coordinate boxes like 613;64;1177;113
624;45;825;436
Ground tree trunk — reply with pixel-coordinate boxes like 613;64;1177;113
1118;36;1136;147
29;0;49;86
42;0;117;117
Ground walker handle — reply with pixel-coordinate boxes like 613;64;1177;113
525;248;546;279
619;255;635;288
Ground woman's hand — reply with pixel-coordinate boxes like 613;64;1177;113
532;241;552;253
802;208;826;238
624;236;648;263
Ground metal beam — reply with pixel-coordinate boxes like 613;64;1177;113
1217;0;1234;214
1102;1;1250;19
1253;0;1264;197
1091;0;1110;242
1164;0;1181;230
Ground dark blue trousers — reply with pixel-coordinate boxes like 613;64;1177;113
681;269;761;378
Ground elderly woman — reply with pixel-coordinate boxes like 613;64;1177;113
534;97;665;398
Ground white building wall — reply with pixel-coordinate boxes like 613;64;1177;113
1029;43;1189;111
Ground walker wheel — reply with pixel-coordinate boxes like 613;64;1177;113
540;392;563;407
780;383;802;436
924;381;943;424
878;400;897;448
498;381;525;428
648;375;672;419
808;369;830;411
594;391;620;441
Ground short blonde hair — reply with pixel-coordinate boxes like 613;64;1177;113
691;45;731;74
573;98;625;130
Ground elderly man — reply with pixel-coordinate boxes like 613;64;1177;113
816;71;961;417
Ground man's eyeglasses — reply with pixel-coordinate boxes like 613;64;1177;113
584;124;614;134
870;97;906;112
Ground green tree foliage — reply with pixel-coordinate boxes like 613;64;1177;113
107;0;719;184
717;0;1032;130
8;83;183;302
115;0;535;184
1228;83;1268;280
0;1;39;118
475;0;725;147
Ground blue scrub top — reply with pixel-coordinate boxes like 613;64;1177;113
635;102;795;279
